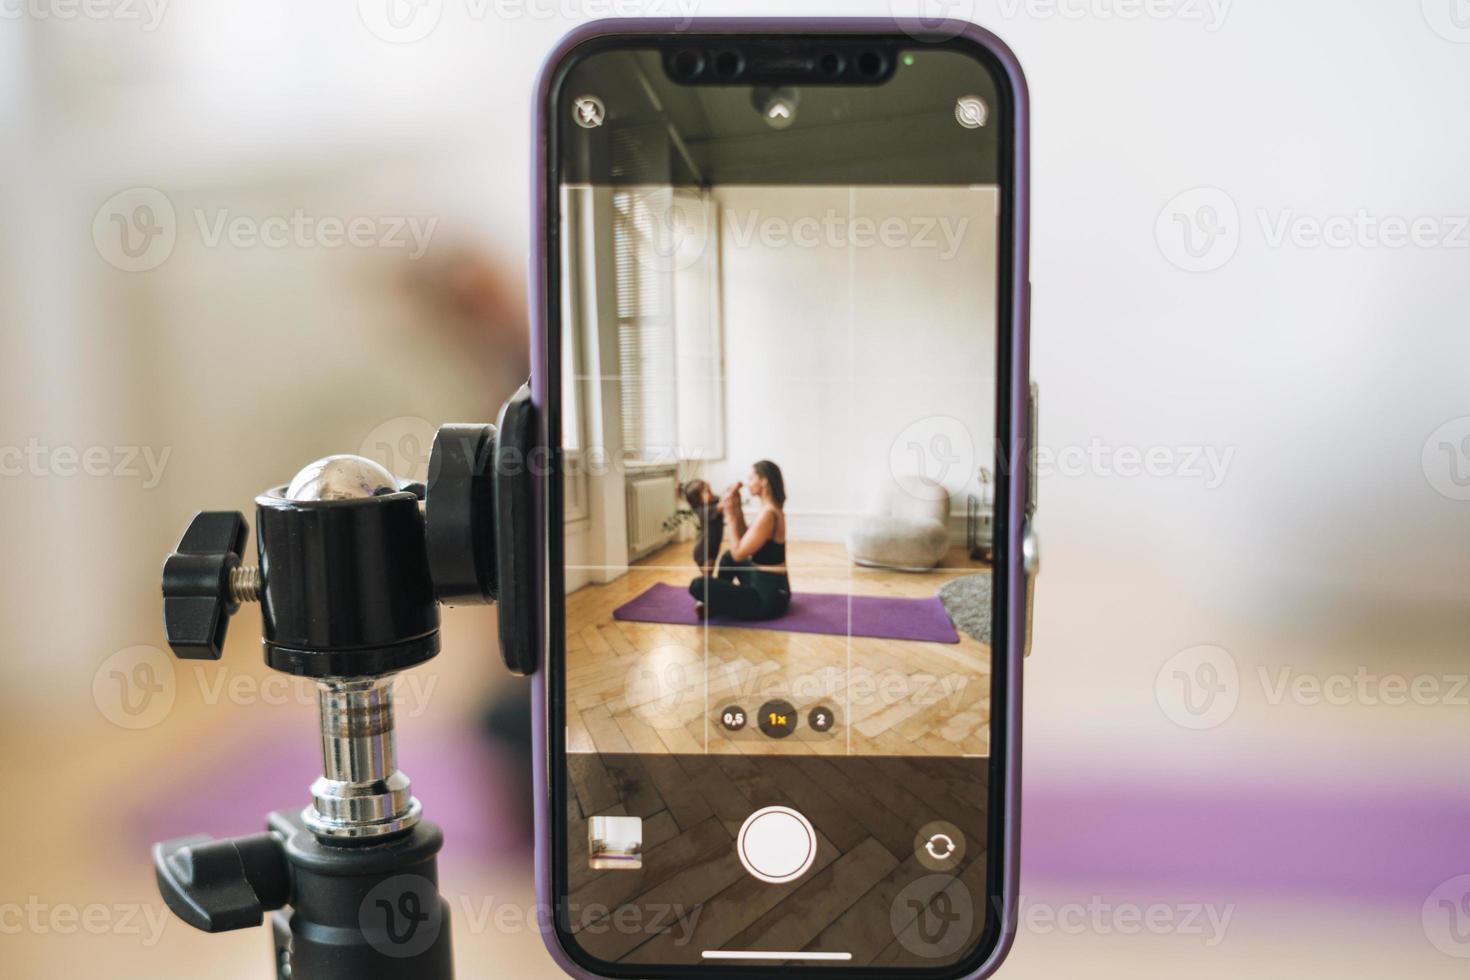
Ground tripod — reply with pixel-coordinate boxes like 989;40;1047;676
151;394;535;980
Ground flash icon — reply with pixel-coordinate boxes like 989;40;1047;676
572;95;605;129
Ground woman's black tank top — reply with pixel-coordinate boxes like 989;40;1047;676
752;509;786;566
752;536;785;565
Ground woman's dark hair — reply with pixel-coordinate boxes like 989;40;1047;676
681;479;709;512
753;460;786;508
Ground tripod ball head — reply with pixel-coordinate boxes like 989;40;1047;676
159;383;537;679
285;454;399;501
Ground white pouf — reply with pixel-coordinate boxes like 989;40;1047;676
846;475;951;571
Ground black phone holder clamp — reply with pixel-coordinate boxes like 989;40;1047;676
152;387;535;980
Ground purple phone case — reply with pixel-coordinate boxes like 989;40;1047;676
526;18;1030;978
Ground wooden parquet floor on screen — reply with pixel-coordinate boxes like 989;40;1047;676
562;541;992;758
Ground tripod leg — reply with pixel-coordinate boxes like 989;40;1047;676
271;911;292;979
271;810;455;980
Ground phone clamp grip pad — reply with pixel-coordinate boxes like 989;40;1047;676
425;423;499;605
422;384;537;676
494;384;538;676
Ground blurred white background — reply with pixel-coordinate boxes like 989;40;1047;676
1;1;1468;977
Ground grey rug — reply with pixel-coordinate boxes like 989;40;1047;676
938;572;993;646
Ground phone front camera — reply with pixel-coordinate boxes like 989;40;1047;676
855;49;887;79
671;49;704;81
712;50;744;80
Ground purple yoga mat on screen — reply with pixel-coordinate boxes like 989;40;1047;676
612;582;960;643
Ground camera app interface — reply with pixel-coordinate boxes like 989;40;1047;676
554;42;1006;972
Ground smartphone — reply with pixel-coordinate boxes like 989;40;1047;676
529;18;1031;978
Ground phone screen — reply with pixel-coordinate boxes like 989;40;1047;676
548;34;1012;975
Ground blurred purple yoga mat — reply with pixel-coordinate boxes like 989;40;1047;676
612;582;960;643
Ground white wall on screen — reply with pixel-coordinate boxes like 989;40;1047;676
704;184;999;543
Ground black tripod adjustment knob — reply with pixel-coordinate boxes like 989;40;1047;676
162;511;251;660
153;833;291;933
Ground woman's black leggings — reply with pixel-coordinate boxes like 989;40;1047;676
689;551;791;621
